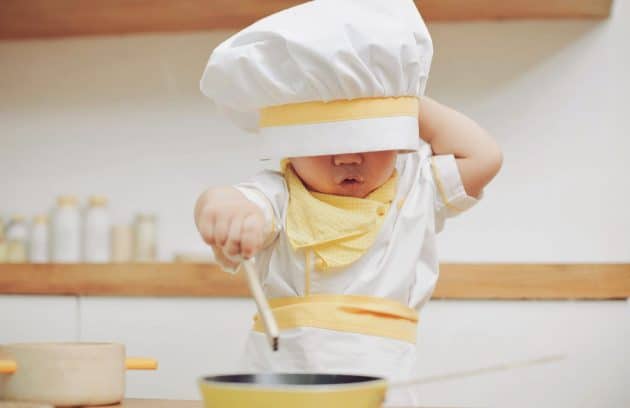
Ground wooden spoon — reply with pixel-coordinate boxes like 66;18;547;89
242;259;279;351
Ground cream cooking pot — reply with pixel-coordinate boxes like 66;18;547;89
0;342;157;407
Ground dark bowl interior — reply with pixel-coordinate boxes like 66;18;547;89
201;373;383;386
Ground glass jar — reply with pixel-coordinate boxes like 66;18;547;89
51;195;81;263
0;217;7;262
111;225;133;263
30;214;49;263
133;214;157;262
6;214;28;263
84;195;111;263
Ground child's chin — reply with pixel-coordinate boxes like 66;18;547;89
338;183;366;197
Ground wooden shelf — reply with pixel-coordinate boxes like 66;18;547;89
0;0;613;40
0;263;628;299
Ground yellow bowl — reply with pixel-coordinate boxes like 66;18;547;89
198;373;387;408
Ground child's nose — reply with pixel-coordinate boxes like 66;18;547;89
333;153;363;166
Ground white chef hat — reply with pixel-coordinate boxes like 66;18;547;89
200;0;433;159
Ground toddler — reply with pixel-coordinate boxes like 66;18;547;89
195;0;502;404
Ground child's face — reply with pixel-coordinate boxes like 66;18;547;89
289;151;397;198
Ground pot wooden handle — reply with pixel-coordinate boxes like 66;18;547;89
125;357;158;370
0;359;17;374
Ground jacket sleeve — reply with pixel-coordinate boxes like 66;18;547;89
429;154;481;232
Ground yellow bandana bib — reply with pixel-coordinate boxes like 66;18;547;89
283;163;397;271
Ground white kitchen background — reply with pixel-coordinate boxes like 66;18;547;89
1;0;629;406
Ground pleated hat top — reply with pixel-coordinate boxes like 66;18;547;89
200;0;433;159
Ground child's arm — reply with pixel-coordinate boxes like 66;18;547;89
194;187;266;270
419;97;503;198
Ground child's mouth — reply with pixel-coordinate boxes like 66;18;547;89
340;177;362;186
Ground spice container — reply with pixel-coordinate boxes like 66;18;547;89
83;195;111;263
111;225;133;263
30;215;49;263
51;195;81;263
0;217;7;262
6;215;28;263
133;214;157;262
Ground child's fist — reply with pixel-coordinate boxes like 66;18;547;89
195;188;266;263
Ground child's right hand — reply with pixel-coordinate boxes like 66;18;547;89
194;187;266;266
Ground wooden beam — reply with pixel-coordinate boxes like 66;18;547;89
431;263;630;300
0;263;628;299
421;0;613;21
0;263;249;297
0;0;613;40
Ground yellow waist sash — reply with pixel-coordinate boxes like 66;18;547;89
253;294;419;344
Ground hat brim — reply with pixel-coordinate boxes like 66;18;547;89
259;115;419;159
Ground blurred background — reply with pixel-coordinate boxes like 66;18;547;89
0;1;628;407
1;3;628;263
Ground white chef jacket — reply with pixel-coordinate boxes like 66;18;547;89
218;142;479;404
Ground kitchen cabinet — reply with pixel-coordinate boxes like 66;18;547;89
413;299;630;407
1;293;628;405
0;295;77;344
79;297;256;399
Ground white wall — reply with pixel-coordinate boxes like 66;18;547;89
1;0;629;406
1;2;628;262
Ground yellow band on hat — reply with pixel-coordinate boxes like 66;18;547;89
259;96;419;127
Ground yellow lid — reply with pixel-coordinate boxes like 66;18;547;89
57;195;78;207
89;195;108;207
11;214;26;223
33;214;49;224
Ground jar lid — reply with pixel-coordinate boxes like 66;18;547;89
33;214;48;224
57;195;79;207
89;195;108;207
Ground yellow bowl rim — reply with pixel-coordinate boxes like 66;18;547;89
198;374;388;393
